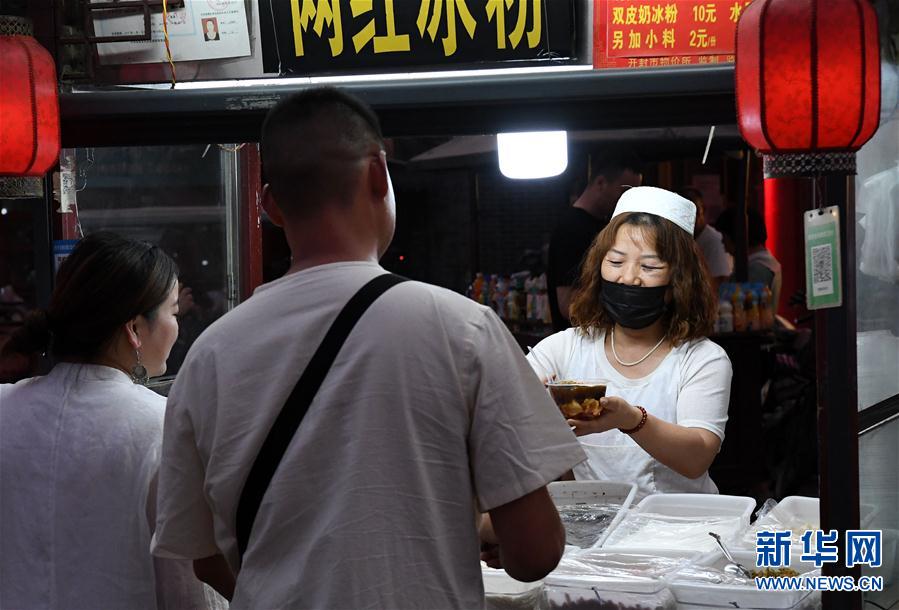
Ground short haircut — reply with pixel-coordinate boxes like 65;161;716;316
589;147;644;183
260;87;384;218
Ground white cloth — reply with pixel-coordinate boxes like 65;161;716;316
526;329;732;499
696;225;734;278
0;363;221;610
858;165;899;282
152;261;585;610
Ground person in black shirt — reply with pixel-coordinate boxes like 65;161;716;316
547;150;643;331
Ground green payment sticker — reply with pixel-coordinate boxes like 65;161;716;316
804;206;842;310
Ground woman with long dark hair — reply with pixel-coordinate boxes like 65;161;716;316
0;232;219;609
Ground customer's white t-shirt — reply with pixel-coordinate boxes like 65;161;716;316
152;262;585;610
0;364;221;610
527;329;732;499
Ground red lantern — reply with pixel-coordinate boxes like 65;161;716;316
0;31;60;176
736;0;881;177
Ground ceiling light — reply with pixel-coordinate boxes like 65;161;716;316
497;131;568;179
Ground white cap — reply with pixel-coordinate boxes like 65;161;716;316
611;186;696;235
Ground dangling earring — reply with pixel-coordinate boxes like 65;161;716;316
131;349;149;385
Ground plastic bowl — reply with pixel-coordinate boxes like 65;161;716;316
546;380;607;420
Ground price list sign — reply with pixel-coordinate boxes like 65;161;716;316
594;0;753;69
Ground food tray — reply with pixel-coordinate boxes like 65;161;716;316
549;481;638;549
481;564;543;610
541;549;682;610
670;548;820;609
602;493;755;554
735;496;878;557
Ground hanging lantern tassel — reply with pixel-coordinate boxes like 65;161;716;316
0;17;60;177
735;0;881;178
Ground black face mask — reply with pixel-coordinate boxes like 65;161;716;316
600;279;670;329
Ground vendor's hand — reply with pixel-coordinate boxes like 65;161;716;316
566;396;644;436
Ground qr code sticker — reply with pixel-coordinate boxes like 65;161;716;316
811;243;833;296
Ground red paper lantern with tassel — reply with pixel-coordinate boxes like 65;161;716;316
736;0;881;177
0;16;60;176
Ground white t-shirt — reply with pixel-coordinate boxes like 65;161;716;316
0;363;220;610
152;261;585;610
526;329;732;499
696;225;734;278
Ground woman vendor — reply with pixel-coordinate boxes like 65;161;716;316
527;186;732;498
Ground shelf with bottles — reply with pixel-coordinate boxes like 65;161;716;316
714;282;776;335
465;270;553;331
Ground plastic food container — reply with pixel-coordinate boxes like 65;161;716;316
549;481;637;550
671;548;820;609
603;494;756;554
735;496;878;558
481;564;543;610
546;380;608;420
540;550;681;610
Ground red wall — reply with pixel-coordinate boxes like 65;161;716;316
764;177;811;321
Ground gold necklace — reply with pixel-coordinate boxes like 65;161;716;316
610;327;667;367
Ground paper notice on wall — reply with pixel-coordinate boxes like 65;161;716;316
92;0;250;65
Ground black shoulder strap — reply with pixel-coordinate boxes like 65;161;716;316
235;273;409;560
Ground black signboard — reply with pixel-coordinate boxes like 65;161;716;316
259;0;577;75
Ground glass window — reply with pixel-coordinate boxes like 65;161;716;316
66;144;245;382
0;191;43;383
859;416;899;608
855;116;899;411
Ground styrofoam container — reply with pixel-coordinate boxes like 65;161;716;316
481;564;543;610
735;496;879;556
776;495;877;527
671;548;820;609
541;549;681;610
603;493;755;554
548;481;637;549
635;493;756;521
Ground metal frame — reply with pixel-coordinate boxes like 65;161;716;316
221;144;242;312
59;65;737;146
57;0;185;44
816;174;862;610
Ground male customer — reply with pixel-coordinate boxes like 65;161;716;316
151;88;585;609
680;186;732;294
547;149;643;330
716;207;783;312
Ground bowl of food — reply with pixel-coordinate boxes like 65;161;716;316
546;380;607;420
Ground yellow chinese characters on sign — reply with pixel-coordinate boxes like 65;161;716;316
288;0;545;59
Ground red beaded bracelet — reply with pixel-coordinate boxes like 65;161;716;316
619;406;648;434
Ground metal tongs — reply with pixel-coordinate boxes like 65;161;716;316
708;531;754;579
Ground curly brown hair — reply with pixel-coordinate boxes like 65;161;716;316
569;212;717;345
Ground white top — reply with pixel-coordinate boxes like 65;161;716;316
696;225;734;278
152;261;585;610
0;363;220;610
526;329;732;499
